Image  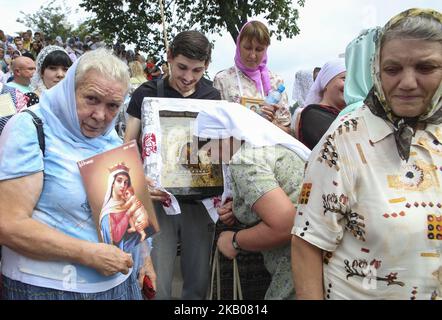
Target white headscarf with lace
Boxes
[30,45,68,94]
[292,69,314,107]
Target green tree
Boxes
[73,18,97,43]
[17,0,73,42]
[80,0,305,58]
[17,0,96,44]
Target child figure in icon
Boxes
[124,186,149,242]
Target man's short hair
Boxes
[21,51,35,61]
[169,30,212,64]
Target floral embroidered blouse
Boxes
[292,106,442,300]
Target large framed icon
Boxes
[141,98,224,199]
[77,141,159,251]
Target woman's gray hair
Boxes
[75,48,130,91]
[382,14,442,45]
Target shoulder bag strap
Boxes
[22,109,45,156]
[233,256,243,300]
[156,79,165,98]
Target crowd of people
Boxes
[0,7,441,300]
[0,31,166,112]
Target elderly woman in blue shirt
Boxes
[0,48,155,300]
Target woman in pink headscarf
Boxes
[213,20,291,133]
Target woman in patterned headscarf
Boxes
[292,8,442,299]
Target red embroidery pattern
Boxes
[142,133,158,159]
[406,202,442,208]
[162,196,172,208]
[382,211,406,218]
[212,196,222,208]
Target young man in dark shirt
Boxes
[125,30,220,300]
[126,73,219,119]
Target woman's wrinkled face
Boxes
[239,37,267,69]
[324,71,346,109]
[113,174,129,200]
[42,65,69,89]
[76,69,127,138]
[380,38,442,118]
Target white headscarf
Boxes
[99,168,130,225]
[303,58,346,107]
[30,45,69,94]
[38,53,121,148]
[194,102,311,161]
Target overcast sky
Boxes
[2,0,441,102]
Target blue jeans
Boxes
[1,269,143,300]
